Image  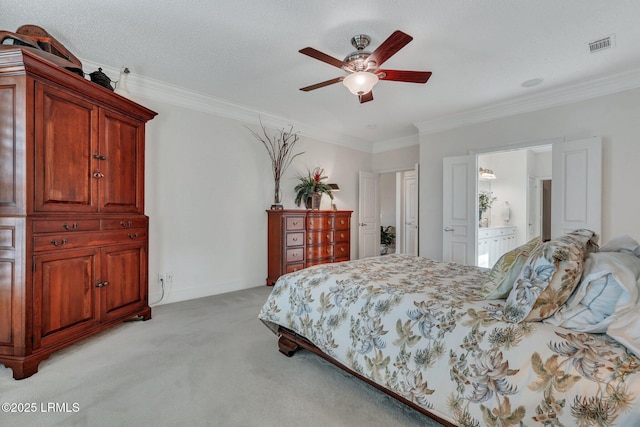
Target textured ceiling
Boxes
[4,0,640,149]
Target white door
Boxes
[358,171,380,259]
[551,137,602,237]
[402,166,419,256]
[442,155,475,264]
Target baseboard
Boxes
[149,279,262,306]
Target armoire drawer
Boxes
[32,219,101,233]
[102,217,148,230]
[34,229,147,252]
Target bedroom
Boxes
[2,1,640,426]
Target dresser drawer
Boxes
[34,229,147,252]
[335,230,349,243]
[286,232,305,247]
[307,215,333,230]
[334,243,349,259]
[306,258,333,268]
[307,231,333,245]
[285,216,305,231]
[335,216,350,230]
[285,263,305,274]
[32,219,101,233]
[307,244,333,260]
[102,217,148,230]
[285,247,304,263]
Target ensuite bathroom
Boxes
[477,146,552,268]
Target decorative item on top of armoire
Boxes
[0,46,157,379]
[294,167,334,209]
[246,118,304,210]
[266,210,352,285]
[114,66,132,98]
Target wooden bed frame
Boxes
[277,326,455,427]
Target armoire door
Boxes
[99,110,145,213]
[100,242,147,322]
[34,81,99,213]
[32,248,99,349]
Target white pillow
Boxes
[545,252,640,332]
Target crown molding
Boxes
[371,133,419,154]
[81,59,640,154]
[414,67,640,135]
[80,58,374,153]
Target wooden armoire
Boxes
[0,47,157,379]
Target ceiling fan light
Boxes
[342,71,379,95]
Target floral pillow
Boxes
[480,236,542,300]
[501,229,598,323]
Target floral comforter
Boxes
[259,255,640,426]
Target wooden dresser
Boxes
[0,47,157,379]
[266,210,352,285]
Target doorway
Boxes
[476,146,551,266]
[360,165,419,258]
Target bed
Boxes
[259,229,640,426]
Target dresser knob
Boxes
[292,253,298,257]
[340,247,345,252]
[292,237,298,242]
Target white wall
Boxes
[419,87,640,260]
[144,100,372,305]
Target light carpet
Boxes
[0,286,443,426]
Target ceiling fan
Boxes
[299,30,432,103]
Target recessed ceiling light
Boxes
[521,78,543,88]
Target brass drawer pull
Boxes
[292,237,298,242]
[50,239,67,247]
[95,281,109,288]
[308,235,313,241]
[292,253,298,258]
[120,221,132,228]
[340,247,345,252]
[326,234,330,239]
[292,221,298,226]
[93,154,107,160]
[128,233,139,239]
[63,222,78,231]
[93,170,104,179]
[326,248,331,253]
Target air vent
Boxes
[589,34,615,53]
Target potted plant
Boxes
[294,167,334,209]
[478,191,496,223]
[380,225,395,255]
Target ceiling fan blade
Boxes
[378,69,432,84]
[358,91,374,103]
[299,47,350,70]
[299,77,344,92]
[366,30,413,68]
